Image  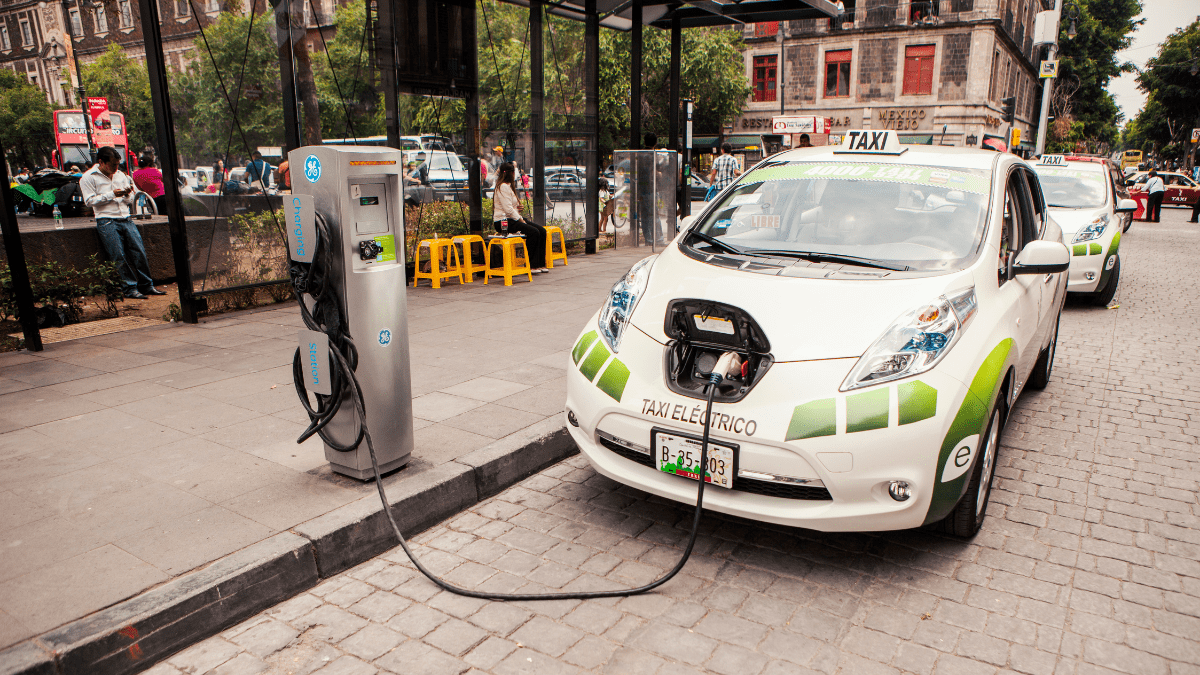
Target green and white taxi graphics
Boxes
[566,131,1068,535]
[1033,156,1127,298]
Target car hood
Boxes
[427,170,466,181]
[630,245,975,362]
[1047,207,1107,236]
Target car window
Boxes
[1021,169,1046,237]
[1032,165,1107,208]
[426,154,464,172]
[691,161,991,271]
[998,174,1030,285]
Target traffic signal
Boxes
[1002,97,1016,124]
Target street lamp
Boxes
[1063,2,1080,39]
[59,0,97,163]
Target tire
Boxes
[1091,255,1120,306]
[1027,314,1059,391]
[939,405,1003,538]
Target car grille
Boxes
[596,432,832,501]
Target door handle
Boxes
[1044,273,1053,284]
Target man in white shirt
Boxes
[79,146,163,299]
[1145,169,1165,223]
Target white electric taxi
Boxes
[1031,155,1136,306]
[565,130,1071,537]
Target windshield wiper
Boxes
[747,250,910,271]
[687,230,761,257]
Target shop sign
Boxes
[740,117,773,130]
[877,108,931,130]
[771,116,830,134]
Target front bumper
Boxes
[565,322,976,532]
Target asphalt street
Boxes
[148,207,1200,675]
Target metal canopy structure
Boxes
[521,0,838,30]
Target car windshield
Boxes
[690,161,992,271]
[1033,167,1106,208]
[427,154,464,172]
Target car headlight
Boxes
[840,287,977,391]
[598,255,657,353]
[1072,214,1108,243]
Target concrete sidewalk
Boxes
[0,246,646,659]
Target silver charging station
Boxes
[288,146,414,479]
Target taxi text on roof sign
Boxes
[835,130,907,156]
[1038,154,1066,166]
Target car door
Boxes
[1020,168,1059,350]
[1175,175,1200,205]
[997,170,1042,396]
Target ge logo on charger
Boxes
[304,155,322,183]
[378,329,391,346]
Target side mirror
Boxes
[680,215,697,230]
[1013,240,1070,275]
[1114,198,1137,213]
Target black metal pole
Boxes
[630,0,641,150]
[275,0,302,152]
[377,0,401,148]
[465,1,482,235]
[585,0,598,254]
[0,153,42,351]
[668,17,680,152]
[138,0,199,323]
[531,0,546,225]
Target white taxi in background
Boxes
[565,131,1070,537]
[1031,155,1136,306]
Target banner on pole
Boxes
[87,97,110,131]
[1191,128,1200,143]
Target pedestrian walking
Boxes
[706,142,741,200]
[1145,169,1165,223]
[80,146,164,299]
[131,154,167,213]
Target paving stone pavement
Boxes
[147,210,1199,675]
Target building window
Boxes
[205,0,220,12]
[902,44,935,95]
[119,0,133,27]
[18,19,32,46]
[0,26,10,51]
[752,54,777,102]
[824,49,851,98]
[754,22,778,38]
[69,8,82,35]
[95,8,108,32]
[176,0,189,17]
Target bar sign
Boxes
[287,194,316,263]
[299,329,331,395]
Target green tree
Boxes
[313,0,384,140]
[1051,0,1142,149]
[1130,19,1200,161]
[170,9,283,165]
[0,70,55,168]
[81,44,154,154]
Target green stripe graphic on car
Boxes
[1089,242,1102,255]
[923,339,1013,526]
[785,381,938,441]
[1072,244,1087,256]
[579,341,611,381]
[595,360,631,402]
[846,389,888,433]
[572,331,598,365]
[786,398,837,440]
[1097,230,1122,289]
[898,381,938,425]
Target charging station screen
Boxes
[359,197,379,206]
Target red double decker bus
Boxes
[52,109,135,169]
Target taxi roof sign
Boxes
[834,130,907,156]
[1038,154,1066,166]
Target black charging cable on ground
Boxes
[289,219,727,600]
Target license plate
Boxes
[653,429,736,489]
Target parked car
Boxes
[1126,171,1200,208]
[688,173,710,201]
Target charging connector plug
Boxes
[712,351,743,383]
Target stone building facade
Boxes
[736,0,1042,151]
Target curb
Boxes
[0,418,576,675]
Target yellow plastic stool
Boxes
[485,236,533,286]
[412,238,463,289]
[544,225,568,268]
[452,235,487,283]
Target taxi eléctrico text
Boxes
[566,131,1071,537]
[1031,155,1136,306]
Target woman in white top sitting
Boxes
[492,162,549,273]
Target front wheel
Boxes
[1090,255,1120,306]
[938,405,1003,538]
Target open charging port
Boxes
[663,298,773,403]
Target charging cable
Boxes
[289,222,737,600]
